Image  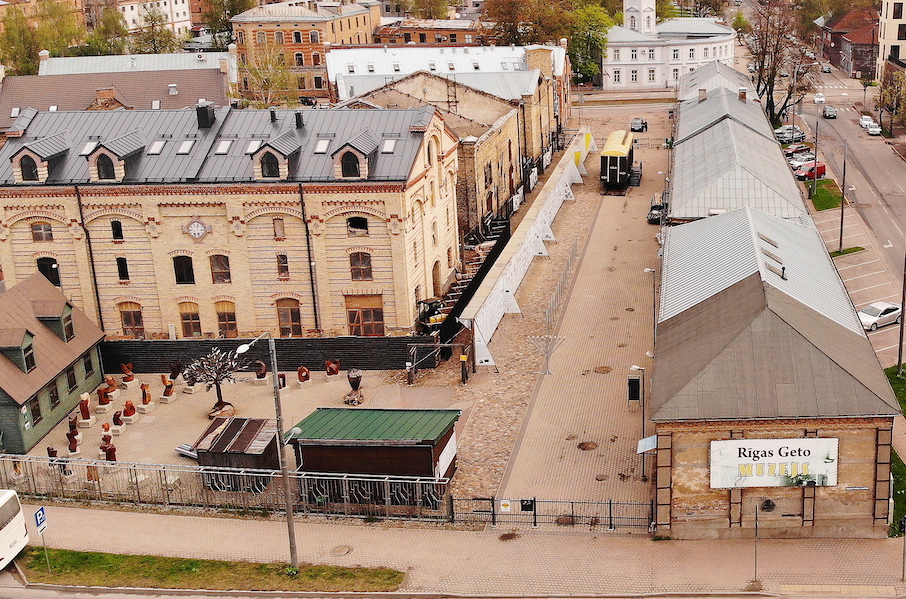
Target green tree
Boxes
[0,6,41,75]
[35,0,86,56]
[240,42,295,107]
[407,0,451,18]
[732,10,750,34]
[85,8,129,55]
[879,70,906,134]
[131,7,183,53]
[484,0,573,45]
[202,0,256,50]
[569,5,613,81]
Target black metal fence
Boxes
[451,497,653,531]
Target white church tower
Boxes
[624,0,656,36]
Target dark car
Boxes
[298,96,317,106]
[647,203,665,224]
[630,118,648,132]
[822,105,837,119]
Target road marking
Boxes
[852,282,896,293]
[842,271,889,282]
[835,259,881,270]
[885,240,893,248]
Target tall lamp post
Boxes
[630,364,648,482]
[236,332,299,570]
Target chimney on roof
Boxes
[219,56,229,74]
[295,111,304,128]
[738,86,747,102]
[559,38,567,49]
[270,108,277,123]
[39,50,50,62]
[96,88,116,101]
[698,88,707,102]
[168,83,178,96]
[196,101,216,128]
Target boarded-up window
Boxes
[346,295,384,336]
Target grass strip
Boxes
[808,179,843,211]
[829,246,865,258]
[19,547,404,592]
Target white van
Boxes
[860,115,875,128]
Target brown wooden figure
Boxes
[161,374,174,397]
[97,388,111,405]
[113,411,123,426]
[325,359,341,376]
[103,444,117,462]
[68,413,79,431]
[120,362,135,383]
[102,422,111,433]
[254,360,267,379]
[140,383,151,404]
[123,401,136,417]
[168,360,183,381]
[297,366,310,382]
[104,375,117,393]
[66,429,78,452]
[78,396,90,419]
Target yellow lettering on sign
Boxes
[738,464,753,476]
[768,463,776,476]
[756,463,764,476]
[778,463,788,476]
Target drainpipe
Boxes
[298,183,321,334]
[74,185,104,330]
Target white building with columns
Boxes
[600,0,737,90]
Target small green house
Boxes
[0,275,104,453]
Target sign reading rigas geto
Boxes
[710,438,838,489]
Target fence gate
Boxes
[451,497,653,531]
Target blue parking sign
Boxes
[34,507,46,534]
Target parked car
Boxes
[858,301,902,331]
[779,70,790,77]
[821,64,832,73]
[814,93,826,104]
[822,106,837,119]
[788,153,817,169]
[778,130,807,143]
[647,203,665,225]
[783,143,811,156]
[860,115,875,128]
[794,162,826,180]
[867,123,882,135]
[630,117,648,132]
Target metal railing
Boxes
[451,497,653,530]
[544,237,580,330]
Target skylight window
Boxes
[176,140,195,154]
[473,62,480,70]
[215,140,232,154]
[367,63,374,72]
[429,61,436,71]
[147,140,166,155]
[10,107,19,118]
[245,139,263,154]
[392,62,400,72]
[381,139,396,153]
[347,64,355,73]
[314,139,330,154]
[151,100,161,109]
[79,141,98,156]
[49,106,57,112]
[448,62,454,70]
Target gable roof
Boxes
[843,22,878,45]
[0,274,105,405]
[289,408,461,444]
[652,208,898,421]
[823,8,876,33]
[19,131,69,160]
[675,87,773,143]
[334,128,379,156]
[0,106,437,184]
[38,52,232,76]
[677,60,754,102]
[334,69,540,102]
[0,70,231,131]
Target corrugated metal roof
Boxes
[0,275,105,405]
[0,106,434,184]
[677,61,756,103]
[606,26,658,43]
[38,52,232,76]
[22,131,69,160]
[652,208,899,421]
[336,69,538,101]
[290,408,460,442]
[656,17,735,36]
[669,118,805,220]
[674,88,773,143]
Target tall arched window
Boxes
[310,30,319,43]
[37,257,60,286]
[341,152,360,177]
[261,152,280,178]
[350,252,372,280]
[293,31,302,43]
[256,31,266,43]
[216,300,237,337]
[629,15,636,28]
[20,155,38,181]
[179,302,202,337]
[274,31,284,43]
[96,154,116,180]
[118,301,144,338]
[646,15,651,29]
[276,298,302,337]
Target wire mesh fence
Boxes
[451,497,653,531]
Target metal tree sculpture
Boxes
[183,348,247,412]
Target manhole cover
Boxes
[593,366,612,374]
[578,442,598,451]
[331,545,352,556]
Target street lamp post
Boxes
[837,132,859,254]
[630,364,648,482]
[236,332,299,570]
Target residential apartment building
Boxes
[878,0,905,82]
[231,0,381,101]
[0,104,459,339]
[114,0,193,34]
[820,9,876,70]
[372,19,494,45]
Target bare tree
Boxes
[183,348,247,413]
[239,42,295,107]
[747,0,816,124]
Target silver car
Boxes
[858,302,902,331]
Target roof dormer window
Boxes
[340,151,360,178]
[261,152,280,178]
[97,154,116,180]
[20,155,38,181]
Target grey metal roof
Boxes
[21,131,68,160]
[669,118,805,220]
[675,87,774,143]
[677,60,754,102]
[335,70,539,101]
[656,17,735,37]
[652,208,899,421]
[337,128,379,156]
[38,52,232,76]
[103,129,146,158]
[606,25,658,43]
[0,106,435,184]
[263,129,302,156]
[231,0,375,23]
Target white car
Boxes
[860,115,875,128]
[788,153,817,169]
[814,93,825,104]
[858,302,902,331]
[867,123,882,136]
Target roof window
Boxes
[151,100,161,109]
[429,61,436,71]
[392,62,400,72]
[147,140,166,155]
[501,62,508,70]
[347,64,355,73]
[176,140,195,154]
[10,107,19,118]
[245,139,263,154]
[49,106,57,112]
[79,141,98,156]
[215,140,232,154]
[381,139,396,153]
[314,139,330,154]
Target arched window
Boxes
[20,155,38,181]
[341,152,360,177]
[118,301,144,338]
[261,152,280,178]
[96,154,116,180]
[237,30,244,44]
[293,31,302,43]
[37,257,60,286]
[646,15,651,29]
[274,31,284,43]
[350,252,372,280]
[179,302,202,337]
[347,216,368,236]
[629,15,636,28]
[295,52,304,66]
[256,31,266,44]
[216,300,237,337]
[173,256,195,284]
[111,220,124,240]
[31,222,53,242]
[276,298,302,337]
[210,254,231,283]
[310,30,319,43]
